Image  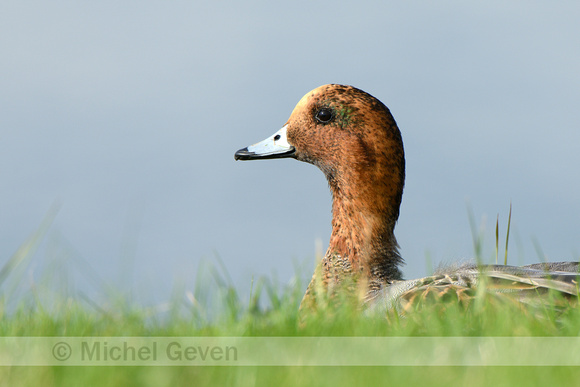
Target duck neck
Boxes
[326,170,404,285]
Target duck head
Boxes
[235,84,405,288]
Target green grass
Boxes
[1,216,580,386]
[1,274,580,387]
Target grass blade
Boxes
[495,214,499,265]
[504,202,512,265]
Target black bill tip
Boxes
[234,147,254,161]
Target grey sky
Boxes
[1,1,579,304]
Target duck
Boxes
[234,84,579,313]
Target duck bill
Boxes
[234,125,296,161]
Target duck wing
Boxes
[366,261,580,314]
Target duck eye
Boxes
[315,108,334,123]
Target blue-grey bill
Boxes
[234,125,295,160]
